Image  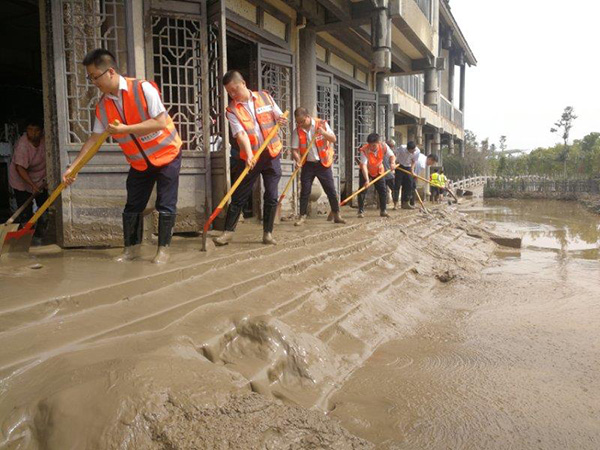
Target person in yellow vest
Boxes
[213,71,288,246]
[430,168,442,202]
[357,133,396,218]
[291,107,345,226]
[62,48,182,264]
[439,169,448,201]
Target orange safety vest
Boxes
[296,118,334,168]
[95,78,181,171]
[226,91,283,160]
[360,143,385,177]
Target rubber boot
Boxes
[152,213,176,264]
[393,202,399,210]
[380,210,390,218]
[213,203,243,246]
[332,211,346,224]
[116,213,143,262]
[357,211,365,218]
[262,205,277,245]
[401,201,415,210]
[294,215,306,226]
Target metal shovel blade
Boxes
[0,228,35,256]
[0,223,20,248]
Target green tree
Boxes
[550,106,577,177]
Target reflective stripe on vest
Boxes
[226,91,282,160]
[296,118,334,168]
[360,143,385,177]
[95,77,181,171]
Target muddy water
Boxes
[329,199,600,449]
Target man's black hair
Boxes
[82,48,118,71]
[25,117,43,129]
[407,140,416,150]
[367,133,380,144]
[427,153,439,162]
[222,70,244,85]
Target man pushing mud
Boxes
[62,49,182,264]
[213,71,288,246]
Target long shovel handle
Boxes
[395,165,459,203]
[340,165,396,207]
[203,111,289,235]
[414,188,429,214]
[276,129,320,206]
[23,124,115,231]
[6,193,35,225]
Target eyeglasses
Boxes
[86,68,110,83]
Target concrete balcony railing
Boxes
[439,94,453,122]
[414,0,432,23]
[393,74,424,103]
[453,107,464,128]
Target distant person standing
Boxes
[8,118,48,244]
[410,153,438,206]
[430,168,441,202]
[392,141,420,210]
[384,139,397,205]
[357,133,396,218]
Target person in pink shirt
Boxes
[8,118,48,242]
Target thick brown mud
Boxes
[1,199,597,449]
[329,199,600,449]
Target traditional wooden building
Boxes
[0,0,475,246]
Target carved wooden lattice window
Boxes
[316,82,339,163]
[62,0,128,144]
[151,15,203,152]
[378,103,388,140]
[208,22,223,149]
[261,62,292,158]
[354,101,376,162]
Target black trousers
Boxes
[385,177,395,197]
[13,188,49,237]
[393,165,413,203]
[224,152,281,232]
[124,151,181,214]
[230,157,253,217]
[358,171,387,213]
[299,161,340,215]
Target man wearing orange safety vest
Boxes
[62,49,182,264]
[357,133,396,218]
[213,71,288,246]
[291,107,345,226]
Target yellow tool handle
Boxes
[26,125,114,227]
[341,165,396,206]
[216,111,289,211]
[279,128,320,200]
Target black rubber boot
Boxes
[123,213,143,246]
[224,203,244,232]
[116,213,143,262]
[262,204,277,245]
[153,213,176,264]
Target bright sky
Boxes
[450,0,599,151]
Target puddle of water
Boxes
[330,199,600,449]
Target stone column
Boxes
[299,28,317,115]
[459,140,465,158]
[371,0,392,72]
[416,120,425,147]
[448,135,455,154]
[433,129,442,164]
[424,67,439,109]
[459,64,466,113]
[448,57,455,104]
[407,125,417,144]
